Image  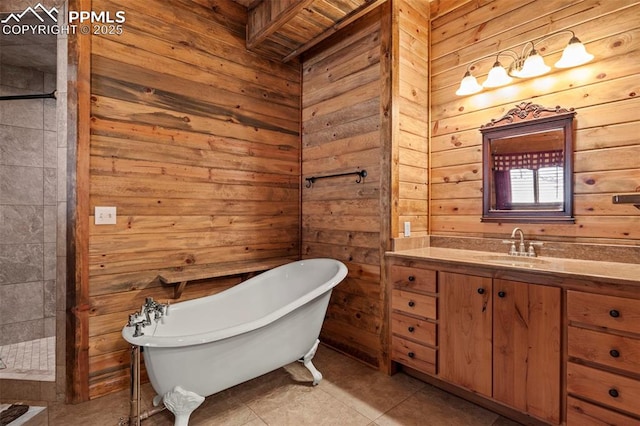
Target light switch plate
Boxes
[95,206,117,225]
[404,221,411,237]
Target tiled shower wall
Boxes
[0,64,60,346]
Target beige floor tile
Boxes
[375,384,501,426]
[40,346,518,426]
[321,368,425,421]
[144,390,258,426]
[48,388,130,425]
[230,367,318,416]
[256,385,371,426]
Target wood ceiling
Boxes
[231,0,386,62]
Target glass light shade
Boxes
[456,71,483,96]
[514,49,550,78]
[555,36,594,68]
[483,62,512,88]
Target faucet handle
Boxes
[502,240,517,256]
[527,241,543,257]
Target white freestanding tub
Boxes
[122,258,347,425]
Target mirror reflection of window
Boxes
[509,166,564,205]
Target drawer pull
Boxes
[498,291,506,298]
[477,288,485,294]
[608,388,619,398]
[408,275,415,282]
[408,300,415,307]
[609,309,620,318]
[609,349,620,358]
[408,326,415,333]
[408,352,415,358]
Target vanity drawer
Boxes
[391,335,436,375]
[391,312,436,346]
[567,396,639,426]
[389,265,436,293]
[391,289,436,320]
[567,362,640,417]
[569,326,640,374]
[568,291,640,335]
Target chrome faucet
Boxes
[511,227,526,254]
[505,227,541,257]
[126,297,170,337]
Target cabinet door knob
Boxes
[408,352,415,358]
[408,275,415,282]
[609,309,620,318]
[408,326,415,333]
[608,388,619,398]
[609,349,620,358]
[408,300,415,307]
[498,291,506,298]
[477,288,485,294]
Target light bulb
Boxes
[514,49,550,78]
[456,71,483,96]
[555,36,594,68]
[483,61,512,88]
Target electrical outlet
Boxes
[404,221,411,237]
[95,206,117,225]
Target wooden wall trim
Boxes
[379,0,394,374]
[66,0,91,403]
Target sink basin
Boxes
[478,255,549,268]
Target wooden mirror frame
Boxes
[480,102,576,223]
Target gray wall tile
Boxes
[0,281,44,323]
[44,130,57,167]
[0,319,44,346]
[1,66,43,91]
[44,242,56,280]
[0,243,43,284]
[44,280,56,317]
[0,98,44,129]
[0,125,43,167]
[44,167,56,205]
[0,205,44,243]
[0,165,43,205]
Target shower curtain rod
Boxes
[0,90,56,101]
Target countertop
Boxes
[387,247,640,288]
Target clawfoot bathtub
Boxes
[122,258,347,426]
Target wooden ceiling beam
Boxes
[247,0,316,49]
[281,0,387,62]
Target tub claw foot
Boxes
[299,339,323,385]
[162,386,204,426]
[153,394,163,407]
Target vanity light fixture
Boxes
[455,30,593,96]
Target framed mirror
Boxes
[481,102,576,223]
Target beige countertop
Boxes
[387,247,640,288]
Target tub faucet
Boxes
[126,297,170,337]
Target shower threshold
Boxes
[0,336,55,381]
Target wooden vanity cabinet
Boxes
[389,264,438,375]
[439,272,492,396]
[566,290,640,424]
[439,272,561,424]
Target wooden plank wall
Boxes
[301,0,429,369]
[430,0,640,244]
[396,1,429,237]
[301,6,386,367]
[85,0,301,398]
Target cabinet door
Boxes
[439,271,492,396]
[493,279,561,424]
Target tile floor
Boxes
[0,337,55,382]
[46,345,520,426]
